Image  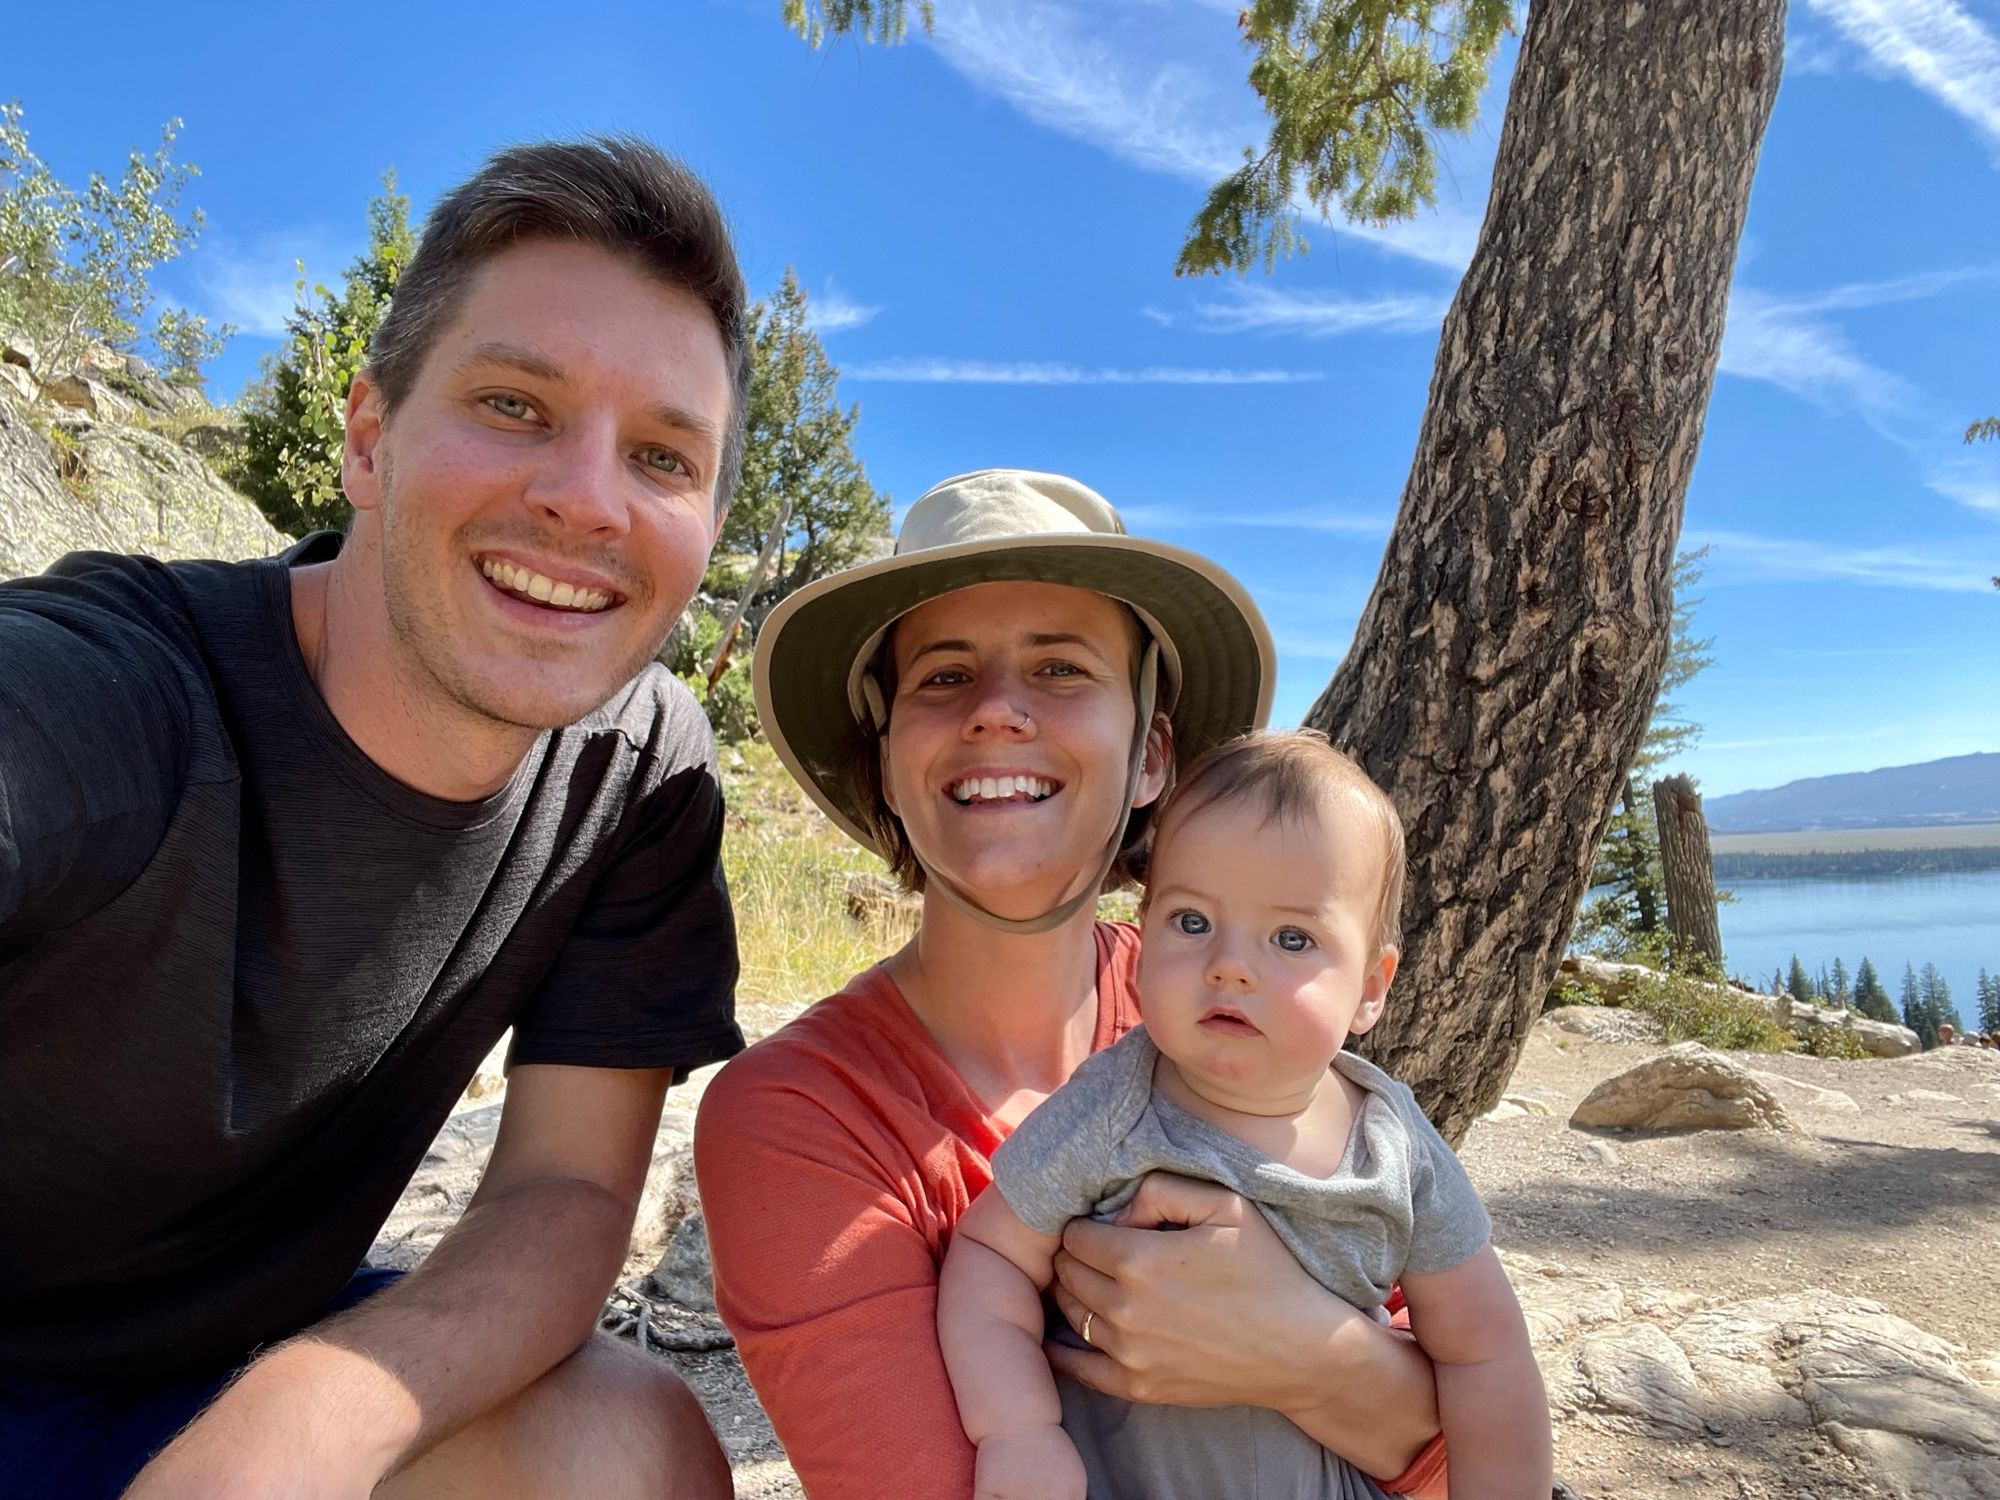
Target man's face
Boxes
[343,238,732,730]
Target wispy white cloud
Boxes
[1120,501,1391,533]
[1147,284,1450,338]
[190,226,357,339]
[922,0,1487,271]
[844,357,1323,384]
[1718,286,1925,433]
[1802,0,2000,153]
[1687,527,1996,593]
[1925,449,2000,517]
[806,281,881,333]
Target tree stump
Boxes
[1652,775,1722,964]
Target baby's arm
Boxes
[1399,1245,1552,1499]
[938,1188,1088,1500]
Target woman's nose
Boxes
[963,681,1034,738]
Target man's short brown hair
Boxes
[1149,729,1406,957]
[367,135,750,506]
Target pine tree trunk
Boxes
[1307,0,1785,1143]
[1653,774,1723,964]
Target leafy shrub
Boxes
[1623,958,1790,1053]
[1792,1022,1870,1061]
[0,102,228,389]
[660,605,760,744]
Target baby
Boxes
[938,730,1551,1500]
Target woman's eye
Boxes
[486,393,535,420]
[1041,661,1083,678]
[1273,927,1315,953]
[640,445,688,476]
[922,668,971,688]
[1170,910,1211,936]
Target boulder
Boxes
[1577,1322,1707,1433]
[1570,1042,1802,1133]
[1746,1069,1860,1112]
[0,402,283,581]
[1779,997,1920,1058]
[1539,1005,1666,1045]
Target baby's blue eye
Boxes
[1273,927,1314,953]
[1170,910,1211,936]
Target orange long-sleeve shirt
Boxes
[694,922,1448,1500]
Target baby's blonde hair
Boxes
[1147,729,1407,957]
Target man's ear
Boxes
[342,370,388,513]
[1347,947,1400,1037]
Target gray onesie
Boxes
[990,1024,1491,1500]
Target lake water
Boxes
[1717,869,2000,1018]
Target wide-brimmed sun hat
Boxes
[754,468,1276,880]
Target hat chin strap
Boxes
[900,642,1160,937]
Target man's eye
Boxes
[641,446,688,476]
[1273,927,1315,953]
[485,394,535,420]
[1170,910,1211,936]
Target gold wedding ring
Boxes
[1080,1311,1096,1346]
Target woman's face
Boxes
[882,580,1167,922]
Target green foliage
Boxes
[1795,1023,1870,1061]
[783,0,933,46]
[234,175,413,536]
[1897,962,1965,1047]
[1582,551,1715,957]
[1851,956,1897,1024]
[1978,969,2000,1035]
[1786,954,1813,1005]
[661,606,760,744]
[776,2,1511,277]
[714,268,890,606]
[1622,952,1790,1054]
[1828,956,1850,1008]
[0,101,229,391]
[1967,417,2000,444]
[1179,1,1513,276]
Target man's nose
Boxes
[522,417,632,539]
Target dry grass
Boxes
[1711,823,2000,854]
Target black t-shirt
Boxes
[0,537,742,1383]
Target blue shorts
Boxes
[0,1266,404,1500]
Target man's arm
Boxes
[1400,1246,1551,1500]
[126,1062,670,1500]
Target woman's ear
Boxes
[1134,711,1175,809]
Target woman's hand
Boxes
[1043,1173,1442,1481]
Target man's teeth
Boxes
[949,775,1056,804]
[480,559,614,612]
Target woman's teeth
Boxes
[481,558,614,612]
[949,775,1055,804]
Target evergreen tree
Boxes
[1979,970,2000,1035]
[236,175,414,536]
[1919,963,1963,1035]
[1787,954,1813,1006]
[1829,957,1851,1009]
[1769,967,1785,996]
[710,268,890,610]
[1901,964,1938,1048]
[1852,957,1896,1025]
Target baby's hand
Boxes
[973,1425,1088,1500]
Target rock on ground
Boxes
[1540,1004,1668,1045]
[1571,1042,1803,1133]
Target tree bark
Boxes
[1306,0,1785,1142]
[1653,774,1722,965]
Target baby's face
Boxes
[1136,792,1396,1115]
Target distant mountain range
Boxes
[1704,753,2000,834]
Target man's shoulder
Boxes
[570,662,715,776]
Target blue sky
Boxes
[12,0,1999,796]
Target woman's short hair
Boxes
[365,135,751,505]
[1149,729,1407,957]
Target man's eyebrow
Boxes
[454,341,571,385]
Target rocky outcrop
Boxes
[1571,1042,1802,1132]
[0,334,283,582]
[1515,1251,2000,1499]
[1539,1004,1667,1045]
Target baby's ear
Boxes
[1348,947,1399,1036]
